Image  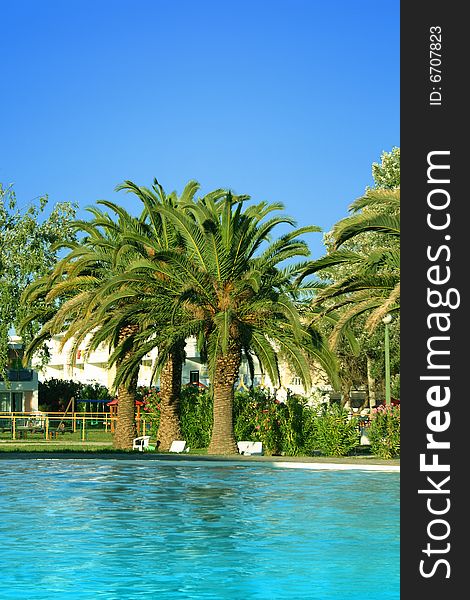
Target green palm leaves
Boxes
[109,189,337,454]
[21,204,146,448]
[298,188,400,348]
[21,178,340,454]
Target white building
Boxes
[33,333,331,400]
[0,336,39,412]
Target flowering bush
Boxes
[303,404,360,457]
[367,404,400,458]
[140,387,161,437]
[233,388,283,454]
[233,389,309,455]
[138,385,400,459]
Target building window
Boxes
[0,392,10,412]
[12,392,23,412]
[0,392,23,412]
[291,377,302,386]
[189,370,200,384]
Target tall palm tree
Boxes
[22,179,226,451]
[21,206,146,449]
[100,179,226,449]
[115,191,340,454]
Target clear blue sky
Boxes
[1,0,399,258]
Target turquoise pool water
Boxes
[0,460,399,599]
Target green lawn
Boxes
[0,440,115,452]
[0,428,115,451]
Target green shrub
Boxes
[391,374,400,401]
[276,393,307,456]
[234,388,285,455]
[367,404,400,458]
[180,386,212,448]
[140,387,161,438]
[305,404,359,457]
[233,389,318,456]
[140,385,369,458]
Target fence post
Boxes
[45,417,49,440]
[12,415,16,440]
[82,416,86,441]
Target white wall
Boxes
[34,334,330,399]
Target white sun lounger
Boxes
[237,441,263,456]
[169,440,189,453]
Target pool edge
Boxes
[0,451,400,471]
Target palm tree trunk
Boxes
[341,381,350,409]
[113,325,139,450]
[208,346,241,455]
[113,376,138,450]
[157,341,185,450]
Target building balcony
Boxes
[1,369,35,382]
[0,369,38,394]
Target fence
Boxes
[0,412,148,441]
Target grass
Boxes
[0,441,115,452]
[0,442,399,466]
[0,428,115,452]
[0,439,210,453]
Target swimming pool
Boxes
[0,459,399,599]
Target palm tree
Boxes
[21,206,146,449]
[22,179,226,451]
[100,179,227,449]
[297,188,400,347]
[117,191,339,454]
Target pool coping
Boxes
[0,451,400,471]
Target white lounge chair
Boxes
[237,441,263,456]
[169,440,189,453]
[133,435,151,451]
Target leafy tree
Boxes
[38,378,82,412]
[371,146,400,189]
[0,183,76,375]
[297,149,400,404]
[38,378,110,412]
